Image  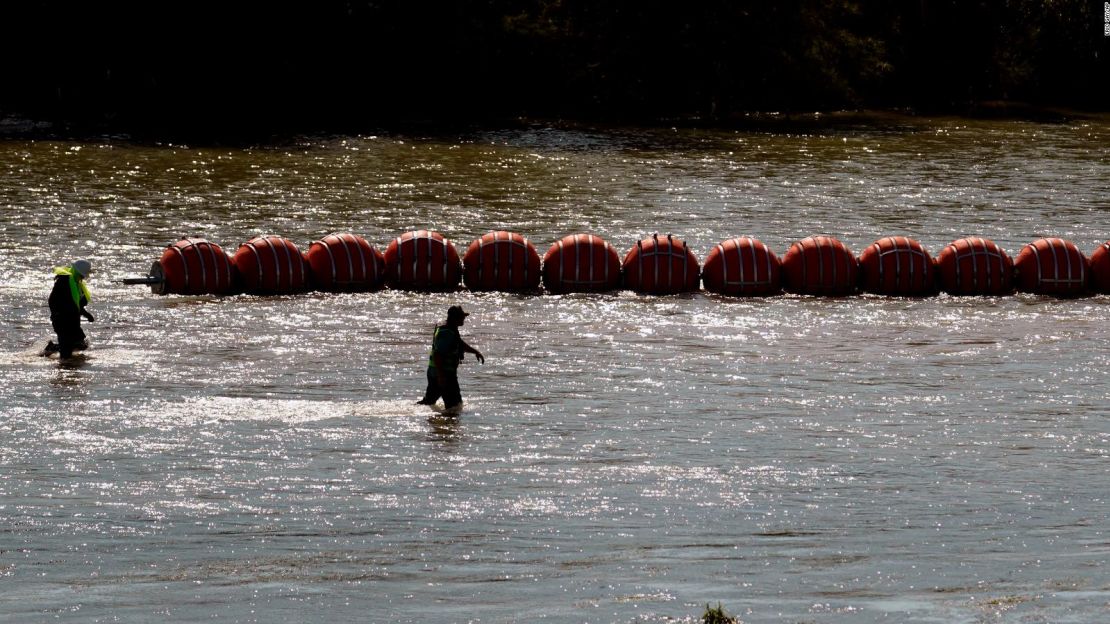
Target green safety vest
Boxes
[427,325,461,369]
[54,266,91,308]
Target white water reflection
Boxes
[0,120,1108,622]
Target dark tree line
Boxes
[1,1,1105,136]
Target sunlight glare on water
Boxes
[0,119,1108,623]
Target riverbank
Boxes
[3,103,1108,146]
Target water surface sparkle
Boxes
[1,120,1108,622]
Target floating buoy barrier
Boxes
[622,234,700,295]
[306,233,385,292]
[122,237,238,295]
[541,233,622,294]
[1014,237,1088,297]
[462,231,541,292]
[384,230,461,291]
[935,237,1013,296]
[782,236,858,296]
[121,231,1107,300]
[702,236,781,296]
[1091,240,1110,294]
[233,235,310,294]
[859,236,936,296]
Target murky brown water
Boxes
[1,119,1108,622]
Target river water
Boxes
[1,118,1107,623]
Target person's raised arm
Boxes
[460,340,484,364]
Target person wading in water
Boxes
[417,305,484,412]
[43,259,95,358]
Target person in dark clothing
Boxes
[417,305,484,411]
[44,259,94,358]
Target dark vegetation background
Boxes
[1,1,1106,138]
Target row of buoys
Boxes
[126,231,1110,298]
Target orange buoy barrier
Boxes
[126,231,1109,300]
[232,235,310,294]
[1014,237,1088,297]
[383,229,461,291]
[150,237,237,295]
[935,237,1013,296]
[306,233,385,292]
[782,236,858,296]
[462,231,541,292]
[622,233,700,294]
[541,233,622,294]
[702,236,782,296]
[1091,240,1110,294]
[858,236,936,296]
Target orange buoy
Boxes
[383,230,461,291]
[1091,240,1110,294]
[462,231,541,292]
[781,236,858,296]
[154,237,237,295]
[1014,237,1088,297]
[541,233,622,294]
[622,233,700,294]
[702,236,782,296]
[232,235,310,294]
[306,233,385,292]
[935,237,1013,296]
[858,236,936,296]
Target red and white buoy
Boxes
[232,235,310,294]
[1090,240,1110,294]
[701,236,782,296]
[306,232,386,292]
[858,236,936,296]
[462,231,541,292]
[935,237,1013,296]
[622,233,700,295]
[138,237,238,295]
[1014,237,1088,297]
[781,235,858,296]
[541,233,622,294]
[383,230,462,291]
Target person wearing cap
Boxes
[43,259,95,358]
[417,305,484,411]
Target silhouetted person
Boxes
[44,260,94,358]
[417,305,484,412]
